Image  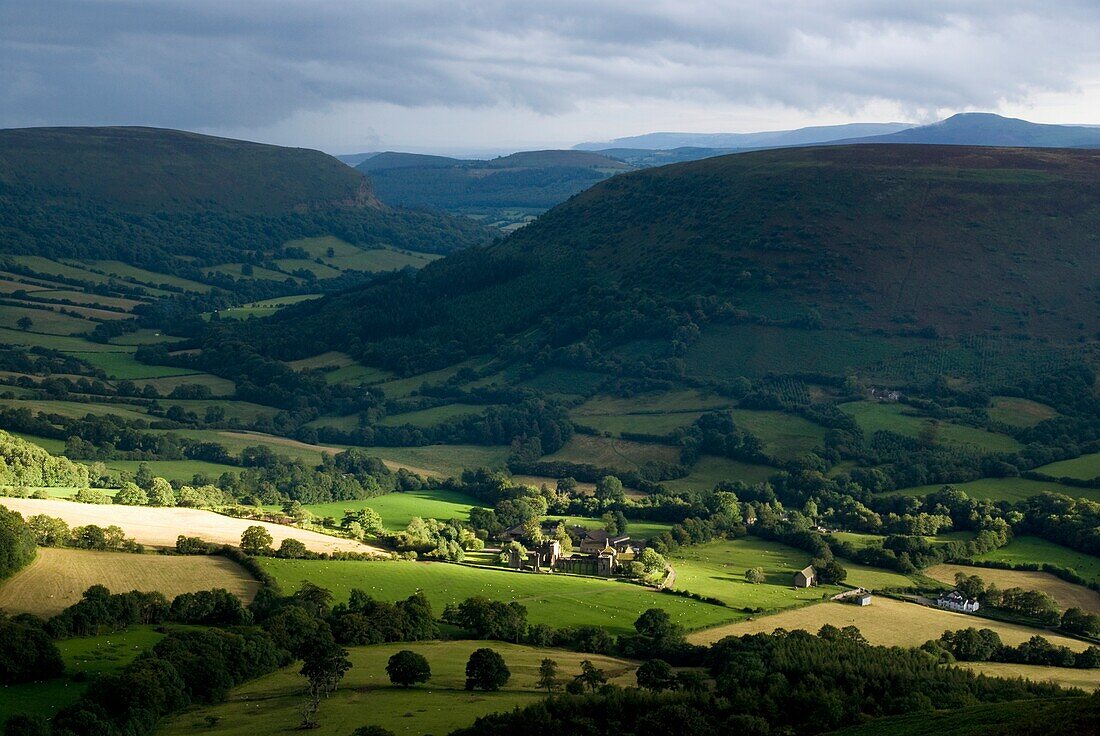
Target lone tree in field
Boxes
[465,648,510,691]
[636,659,677,691]
[240,525,274,556]
[745,567,766,584]
[299,639,351,729]
[386,650,431,688]
[536,658,559,694]
[575,659,608,693]
[16,316,32,331]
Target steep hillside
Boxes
[0,126,376,213]
[357,149,633,230]
[266,144,1100,374]
[0,126,489,268]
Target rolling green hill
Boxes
[0,126,490,271]
[269,144,1100,376]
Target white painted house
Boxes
[935,590,980,613]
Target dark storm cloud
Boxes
[2,0,1099,129]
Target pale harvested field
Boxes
[926,564,1100,615]
[687,597,1091,651]
[0,498,380,554]
[0,547,260,616]
[957,662,1100,691]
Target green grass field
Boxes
[0,626,167,722]
[0,398,152,422]
[578,411,705,437]
[378,403,490,428]
[0,304,93,335]
[840,401,1021,452]
[727,409,828,460]
[286,351,396,386]
[890,477,1100,503]
[573,390,732,416]
[300,488,488,531]
[161,640,638,736]
[74,350,198,379]
[259,558,739,634]
[542,435,682,473]
[988,396,1059,427]
[1036,452,1100,481]
[369,444,511,477]
[670,537,839,610]
[549,516,674,542]
[661,456,777,494]
[373,358,495,399]
[972,536,1100,586]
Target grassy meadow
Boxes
[670,538,838,610]
[0,626,167,722]
[971,536,1100,586]
[259,558,739,635]
[161,641,638,736]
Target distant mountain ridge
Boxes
[574,122,914,151]
[829,112,1100,148]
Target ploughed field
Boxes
[924,564,1100,616]
[0,497,379,554]
[0,547,260,616]
[686,596,1093,651]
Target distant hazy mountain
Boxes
[831,112,1100,148]
[356,149,632,230]
[574,122,913,151]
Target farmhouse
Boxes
[794,565,817,589]
[935,589,980,613]
[577,529,632,554]
[834,588,873,605]
[506,539,623,577]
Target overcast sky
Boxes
[3,1,1100,155]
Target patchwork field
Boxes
[542,435,682,473]
[686,596,1091,651]
[840,401,1021,452]
[671,537,839,610]
[925,564,1100,615]
[0,547,260,616]
[161,641,638,736]
[260,558,739,635]
[972,536,1100,586]
[0,497,378,554]
[988,396,1059,427]
[300,488,488,531]
[378,403,490,428]
[661,456,777,494]
[958,662,1100,692]
[1037,452,1100,481]
[890,476,1098,503]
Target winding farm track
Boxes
[0,497,382,555]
